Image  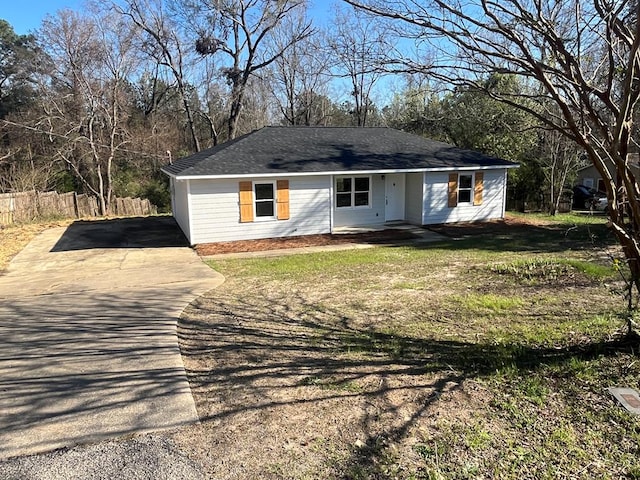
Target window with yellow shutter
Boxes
[458,174,473,203]
[448,172,484,207]
[239,180,290,222]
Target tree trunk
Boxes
[178,79,201,152]
[228,81,246,140]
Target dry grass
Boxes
[0,220,73,272]
[175,215,640,479]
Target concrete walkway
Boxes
[0,217,224,460]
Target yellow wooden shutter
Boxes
[474,172,484,206]
[448,173,458,208]
[276,179,290,220]
[238,181,254,223]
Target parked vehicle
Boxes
[572,185,608,211]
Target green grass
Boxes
[453,293,524,313]
[507,211,609,225]
[565,258,617,278]
[491,257,617,282]
[300,376,364,392]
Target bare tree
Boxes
[328,5,388,127]
[190,0,313,139]
[346,0,640,317]
[115,0,203,152]
[539,128,582,216]
[197,58,225,146]
[38,9,140,214]
[267,11,330,125]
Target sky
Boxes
[2,0,84,34]
[2,0,337,35]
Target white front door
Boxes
[385,174,405,222]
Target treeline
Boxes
[0,0,585,215]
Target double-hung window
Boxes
[336,176,370,208]
[458,174,473,204]
[239,180,290,222]
[448,172,484,208]
[254,182,275,218]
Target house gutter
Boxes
[166,164,520,182]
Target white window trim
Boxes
[253,180,277,221]
[458,173,474,205]
[335,175,372,209]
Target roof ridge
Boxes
[212,128,261,152]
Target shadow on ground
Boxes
[426,216,617,254]
[0,289,200,459]
[51,216,188,252]
[178,287,637,478]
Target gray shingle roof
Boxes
[162,126,517,177]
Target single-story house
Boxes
[576,154,640,192]
[162,126,519,245]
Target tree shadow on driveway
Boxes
[0,289,200,459]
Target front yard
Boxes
[176,214,640,479]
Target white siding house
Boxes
[163,127,518,245]
[422,170,507,224]
[186,176,331,244]
[170,177,190,240]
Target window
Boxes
[239,180,290,223]
[458,174,473,203]
[254,182,275,218]
[448,172,484,208]
[335,176,370,208]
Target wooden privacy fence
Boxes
[0,191,157,226]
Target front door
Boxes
[385,174,405,222]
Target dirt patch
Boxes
[194,215,580,256]
[195,229,419,255]
[428,216,554,238]
[177,289,493,479]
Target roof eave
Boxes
[171,163,519,181]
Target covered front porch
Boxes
[332,222,445,243]
[331,172,424,230]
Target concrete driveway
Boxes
[0,217,224,460]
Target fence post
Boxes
[73,192,79,218]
